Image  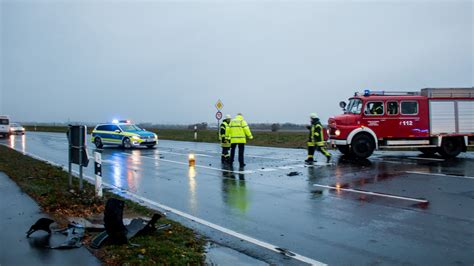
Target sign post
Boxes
[67,125,89,192]
[215,99,224,128]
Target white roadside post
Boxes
[94,151,103,197]
[194,125,198,141]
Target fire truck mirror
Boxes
[339,101,347,109]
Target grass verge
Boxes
[0,145,205,265]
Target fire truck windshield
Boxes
[346,99,362,114]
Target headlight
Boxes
[131,136,140,140]
[335,129,341,136]
[154,134,158,139]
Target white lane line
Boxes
[5,145,326,266]
[278,166,295,170]
[407,157,445,162]
[157,150,213,158]
[120,152,256,174]
[157,146,302,161]
[406,171,474,180]
[258,168,277,172]
[313,184,429,204]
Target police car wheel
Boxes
[122,138,132,149]
[94,137,103,148]
[146,145,155,149]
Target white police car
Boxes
[91,120,158,149]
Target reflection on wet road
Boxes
[2,132,474,265]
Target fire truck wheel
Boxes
[351,134,375,159]
[337,145,351,155]
[438,137,463,158]
[418,148,437,156]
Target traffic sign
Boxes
[216,111,222,120]
[215,99,224,110]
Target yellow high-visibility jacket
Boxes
[227,115,253,144]
[307,123,324,147]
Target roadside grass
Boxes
[0,145,206,265]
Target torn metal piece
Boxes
[50,223,85,249]
[90,213,168,249]
[26,218,55,237]
[136,213,163,237]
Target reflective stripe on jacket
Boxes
[219,121,231,148]
[307,123,324,147]
[227,115,253,144]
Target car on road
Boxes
[9,123,26,135]
[91,120,158,149]
[0,115,10,138]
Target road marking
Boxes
[407,157,445,162]
[313,184,429,204]
[98,177,326,265]
[278,166,295,170]
[120,152,256,174]
[406,171,474,180]
[156,150,213,158]
[157,146,303,161]
[258,168,277,172]
[3,145,326,265]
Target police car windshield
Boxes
[119,124,142,132]
[346,99,362,114]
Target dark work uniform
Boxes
[219,120,231,163]
[306,119,331,163]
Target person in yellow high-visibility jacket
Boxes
[219,115,232,163]
[306,113,331,164]
[227,113,253,167]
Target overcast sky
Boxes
[1,0,472,124]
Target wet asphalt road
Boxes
[3,132,474,265]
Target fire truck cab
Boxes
[328,88,474,159]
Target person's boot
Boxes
[305,158,314,165]
[326,155,331,163]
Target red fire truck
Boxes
[328,88,474,159]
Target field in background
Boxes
[24,126,308,149]
[22,126,474,151]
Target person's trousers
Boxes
[230,143,245,165]
[307,145,331,160]
[221,146,230,162]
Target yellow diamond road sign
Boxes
[215,100,223,110]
